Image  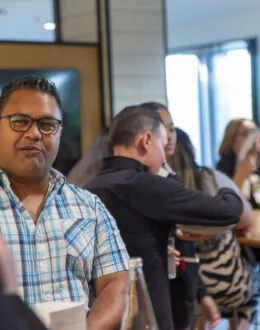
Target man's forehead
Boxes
[2,90,61,116]
[5,90,55,103]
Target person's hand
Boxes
[0,236,17,294]
[176,229,212,241]
[200,295,221,329]
[168,246,180,267]
[234,224,252,237]
[237,150,258,179]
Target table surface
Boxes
[237,210,260,246]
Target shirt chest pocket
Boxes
[61,218,95,279]
[60,218,95,274]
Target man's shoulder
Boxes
[60,181,98,208]
[89,170,178,196]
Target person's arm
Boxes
[86,197,129,330]
[129,174,243,227]
[87,272,127,330]
[234,193,252,234]
[214,170,253,233]
[233,152,257,189]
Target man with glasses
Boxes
[0,76,129,330]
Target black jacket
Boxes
[216,152,236,178]
[86,156,243,330]
[0,294,46,330]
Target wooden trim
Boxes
[0,43,101,152]
[53,0,61,43]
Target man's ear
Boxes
[138,131,152,152]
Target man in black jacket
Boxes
[0,236,46,330]
[86,105,244,330]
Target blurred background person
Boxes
[141,102,220,330]
[67,127,112,187]
[86,105,244,330]
[217,118,260,208]
[171,128,257,330]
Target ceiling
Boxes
[166,0,260,24]
[0,0,55,41]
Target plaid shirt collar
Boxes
[0,167,66,192]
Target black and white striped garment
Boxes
[197,169,259,319]
[197,229,258,319]
[159,164,258,319]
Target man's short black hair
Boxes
[140,102,168,112]
[109,105,165,147]
[0,76,62,115]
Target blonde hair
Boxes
[218,118,247,156]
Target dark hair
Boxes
[175,128,195,162]
[109,105,165,147]
[140,102,168,112]
[168,128,213,191]
[0,76,62,115]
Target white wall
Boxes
[59,0,167,116]
[59,0,98,42]
[167,5,260,50]
[109,0,166,115]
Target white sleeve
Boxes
[213,170,240,194]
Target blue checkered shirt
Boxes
[0,169,129,310]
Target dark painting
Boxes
[0,69,81,175]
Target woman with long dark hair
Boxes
[141,102,220,330]
[170,128,257,330]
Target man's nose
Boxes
[24,122,42,139]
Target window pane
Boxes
[166,54,202,164]
[0,1,55,41]
[212,49,253,163]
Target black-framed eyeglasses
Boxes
[0,114,63,135]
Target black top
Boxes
[86,156,243,330]
[216,152,236,178]
[217,152,260,209]
[0,294,46,330]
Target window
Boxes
[0,0,55,42]
[166,39,257,167]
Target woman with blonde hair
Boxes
[217,119,260,207]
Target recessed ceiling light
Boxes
[44,22,56,31]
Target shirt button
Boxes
[40,261,48,269]
[45,293,52,301]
